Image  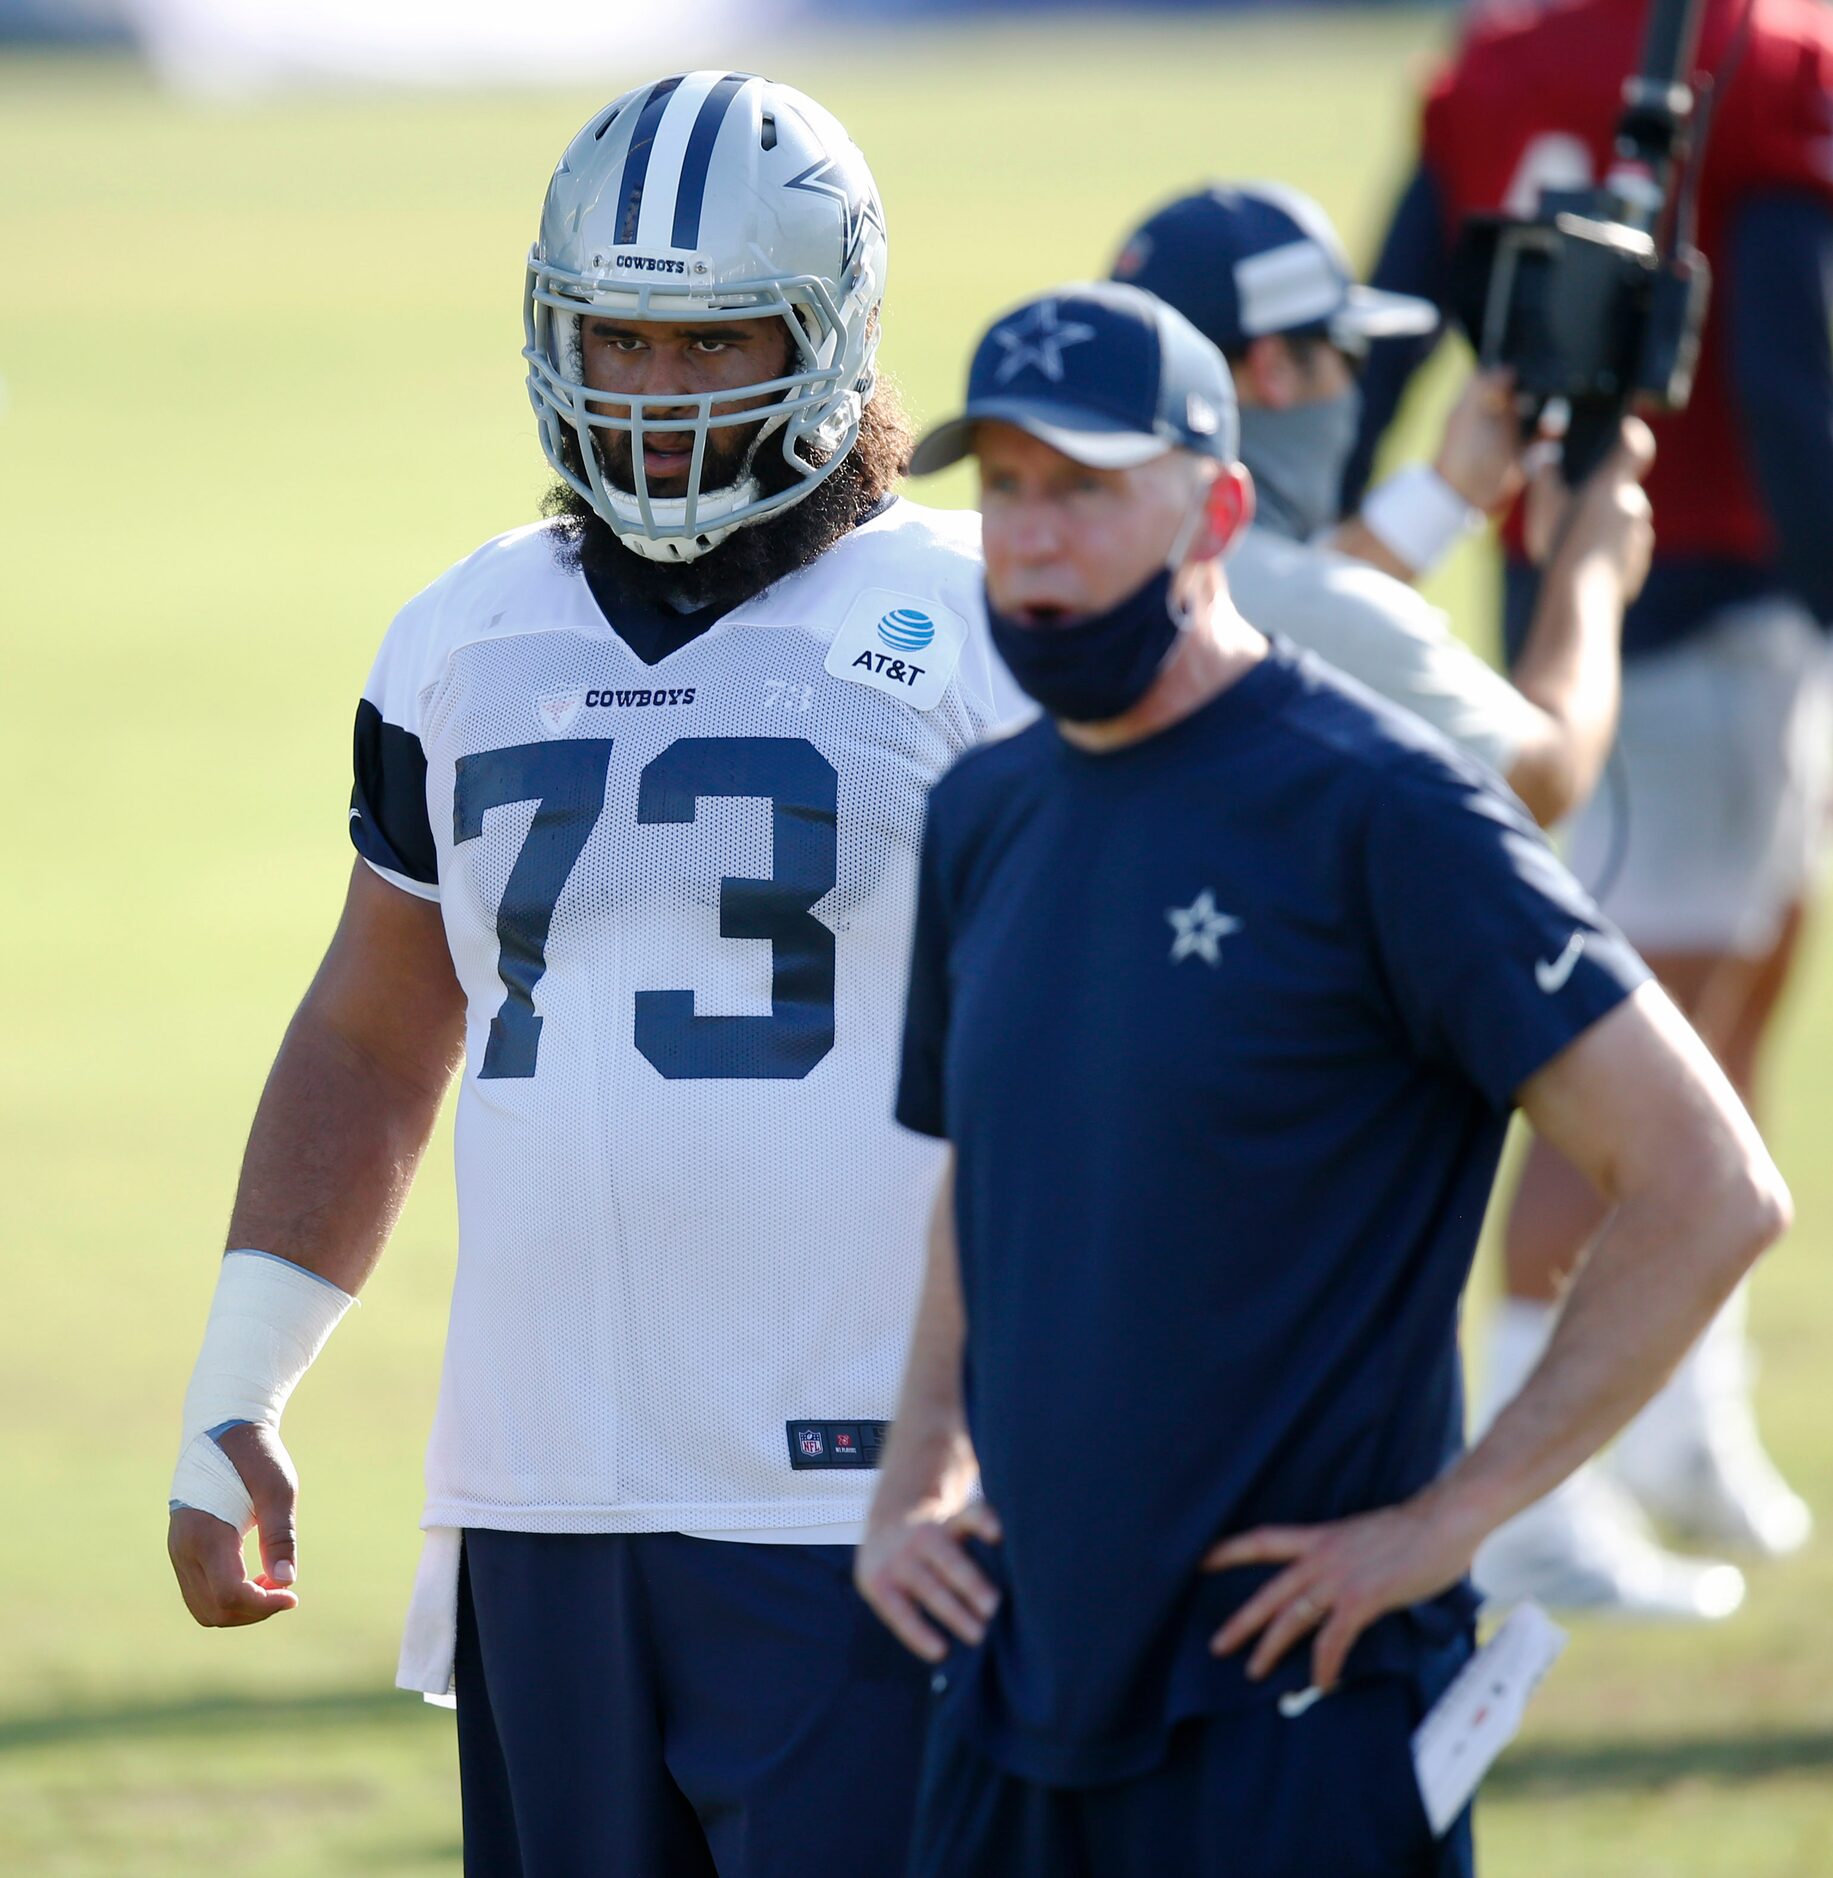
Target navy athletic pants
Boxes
[454,1529,932,1878]
[908,1673,1475,1878]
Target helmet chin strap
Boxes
[609,482,761,563]
[601,413,784,564]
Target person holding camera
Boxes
[1111,182,1620,831]
[853,281,1785,1876]
[1347,0,1833,1616]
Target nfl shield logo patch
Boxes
[797,1427,825,1458]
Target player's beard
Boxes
[543,384,914,618]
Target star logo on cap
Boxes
[991,301,1098,385]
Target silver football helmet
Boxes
[525,72,889,563]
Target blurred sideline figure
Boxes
[1349,0,1833,1617]
[854,280,1788,1876]
[168,71,1025,1875]
[1112,182,1624,830]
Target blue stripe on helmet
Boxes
[614,75,685,246]
[671,73,751,250]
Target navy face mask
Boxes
[985,565,1184,724]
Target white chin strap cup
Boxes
[170,1251,354,1533]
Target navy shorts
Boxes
[908,1678,1476,1878]
[455,1528,932,1878]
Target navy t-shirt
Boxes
[896,641,1647,1787]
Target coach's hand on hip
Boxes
[1203,1485,1482,1694]
[855,1500,1004,1664]
[167,1422,302,1627]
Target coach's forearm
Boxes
[1428,1152,1788,1547]
[226,999,457,1296]
[869,1157,977,1528]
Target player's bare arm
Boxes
[1339,395,1650,825]
[1493,415,1654,823]
[856,1154,1003,1663]
[168,862,463,1629]
[1206,979,1789,1690]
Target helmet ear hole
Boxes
[760,111,777,151]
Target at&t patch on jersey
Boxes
[824,587,967,710]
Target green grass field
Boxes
[5,19,1833,1871]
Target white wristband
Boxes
[1359,464,1485,578]
[169,1250,354,1532]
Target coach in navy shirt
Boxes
[857,283,1791,1876]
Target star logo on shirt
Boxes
[1167,890,1242,967]
[991,301,1098,384]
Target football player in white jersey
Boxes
[166,72,1019,1876]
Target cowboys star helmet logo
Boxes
[784,155,886,266]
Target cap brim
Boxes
[908,398,1172,476]
[1331,284,1441,343]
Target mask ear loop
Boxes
[1162,478,1213,633]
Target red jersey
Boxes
[1422,0,1833,562]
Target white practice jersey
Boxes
[1229,525,1539,784]
[351,499,1022,1534]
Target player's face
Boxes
[977,423,1196,622]
[1234,333,1357,409]
[581,317,796,496]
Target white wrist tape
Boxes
[170,1250,354,1533]
[1359,464,1485,577]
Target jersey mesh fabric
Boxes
[357,501,1016,1532]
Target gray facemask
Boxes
[1237,387,1363,544]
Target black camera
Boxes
[1449,0,1713,482]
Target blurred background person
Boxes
[1346,0,1833,1615]
[1112,182,1628,828]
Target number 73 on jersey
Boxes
[453,734,838,1083]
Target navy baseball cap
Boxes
[908,280,1239,475]
[1111,183,1439,357]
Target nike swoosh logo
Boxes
[1535,932,1585,994]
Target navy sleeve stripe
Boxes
[351,698,437,886]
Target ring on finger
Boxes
[1293,1594,1324,1622]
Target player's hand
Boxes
[166,1421,302,1627]
[1526,416,1657,597]
[1434,367,1528,514]
[1202,1489,1482,1693]
[855,1500,1003,1663]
